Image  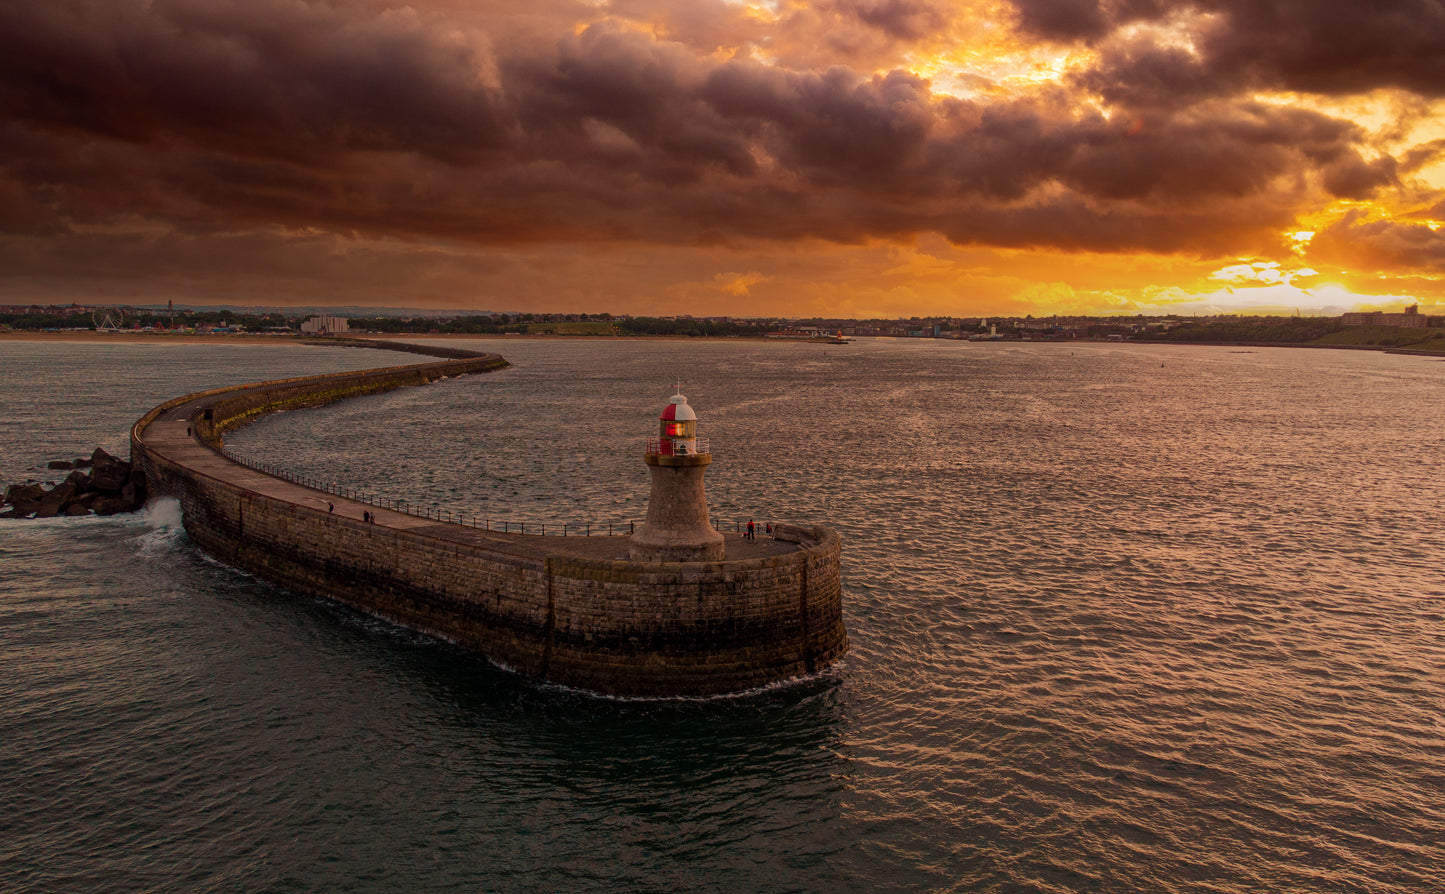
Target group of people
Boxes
[328,502,376,524]
[743,519,772,541]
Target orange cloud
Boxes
[0,0,1441,315]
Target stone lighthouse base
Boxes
[629,452,726,562]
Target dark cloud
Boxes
[1009,0,1170,43]
[1309,209,1445,272]
[1321,154,1399,200]
[0,0,1438,290]
[700,62,936,185]
[1064,102,1371,203]
[1198,0,1445,98]
[605,0,763,54]
[1019,0,1445,99]
[1010,0,1109,43]
[1400,139,1445,174]
[1075,42,1237,111]
[0,0,514,165]
[933,193,1293,256]
[828,0,953,41]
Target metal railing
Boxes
[224,449,774,539]
[644,437,710,456]
[711,518,780,536]
[224,450,638,536]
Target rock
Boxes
[48,460,74,470]
[3,482,46,517]
[5,482,45,506]
[90,447,121,471]
[34,483,76,518]
[90,466,130,495]
[4,447,145,519]
[91,495,136,516]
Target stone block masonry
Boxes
[131,340,847,697]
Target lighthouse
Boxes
[629,391,727,562]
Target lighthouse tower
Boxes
[629,392,726,563]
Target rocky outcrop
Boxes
[2,448,147,519]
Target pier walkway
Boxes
[138,363,796,564]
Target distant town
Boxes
[3,302,1444,353]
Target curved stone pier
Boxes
[131,340,848,697]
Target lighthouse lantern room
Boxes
[631,390,725,562]
[650,393,706,457]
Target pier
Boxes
[130,341,847,697]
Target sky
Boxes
[2,0,1444,319]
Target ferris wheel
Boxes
[91,309,124,331]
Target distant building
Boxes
[1342,306,1427,328]
[300,315,350,335]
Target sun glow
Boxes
[3,0,1445,318]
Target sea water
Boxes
[2,337,1442,893]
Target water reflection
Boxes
[5,339,1444,893]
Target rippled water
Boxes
[3,338,1443,893]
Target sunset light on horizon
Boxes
[2,0,1443,318]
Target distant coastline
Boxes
[0,330,309,345]
[0,330,746,345]
[3,329,1444,356]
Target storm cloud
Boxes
[0,0,1441,309]
[1014,0,1445,97]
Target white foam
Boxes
[141,496,185,530]
[136,497,187,555]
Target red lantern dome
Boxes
[649,393,706,456]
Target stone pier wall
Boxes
[544,526,846,693]
[138,459,561,679]
[134,354,508,446]
[131,344,847,697]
